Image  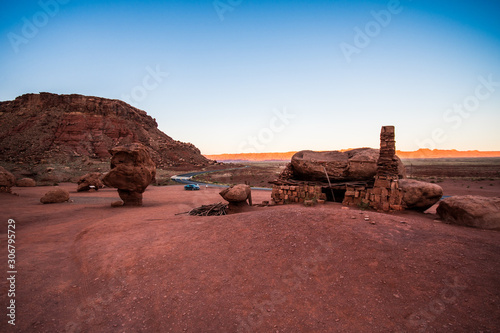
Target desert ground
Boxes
[1,159,500,332]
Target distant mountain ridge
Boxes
[0,93,214,168]
[205,149,500,161]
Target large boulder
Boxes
[437,196,500,230]
[16,178,36,187]
[0,166,16,193]
[220,184,252,206]
[290,148,405,182]
[77,172,104,192]
[102,143,156,206]
[40,188,70,204]
[399,179,443,211]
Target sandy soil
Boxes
[1,183,499,332]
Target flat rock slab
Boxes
[437,195,500,230]
[291,148,406,182]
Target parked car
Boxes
[184,184,200,191]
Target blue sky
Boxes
[1,0,499,154]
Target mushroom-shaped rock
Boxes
[399,179,443,211]
[40,188,70,204]
[290,148,405,182]
[0,166,16,193]
[16,178,36,187]
[77,172,104,192]
[102,143,156,206]
[437,195,500,230]
[219,184,252,206]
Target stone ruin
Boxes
[344,126,404,211]
[271,126,443,212]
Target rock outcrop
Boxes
[290,148,405,182]
[16,178,36,187]
[399,179,443,211]
[77,172,104,192]
[437,196,500,230]
[40,188,70,204]
[0,166,16,193]
[102,143,156,206]
[220,184,252,206]
[0,93,214,168]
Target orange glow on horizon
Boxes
[205,149,500,161]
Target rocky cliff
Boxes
[0,93,213,168]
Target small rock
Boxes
[77,172,103,192]
[0,166,16,193]
[399,179,443,211]
[40,188,70,204]
[304,200,315,207]
[16,178,36,187]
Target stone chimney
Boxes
[369,126,404,211]
[376,126,399,178]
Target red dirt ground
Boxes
[1,183,499,332]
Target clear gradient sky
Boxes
[1,0,499,154]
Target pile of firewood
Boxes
[187,202,228,216]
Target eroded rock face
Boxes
[0,93,215,167]
[102,143,156,206]
[437,196,500,230]
[77,172,104,192]
[220,184,252,206]
[0,166,16,193]
[16,178,36,187]
[40,188,70,204]
[399,179,443,211]
[290,148,405,182]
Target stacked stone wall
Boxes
[271,184,326,205]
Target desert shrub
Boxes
[357,201,370,211]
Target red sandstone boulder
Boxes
[399,179,443,211]
[16,178,36,187]
[437,196,500,230]
[220,184,252,206]
[77,172,104,192]
[102,143,156,206]
[290,148,405,182]
[0,166,16,193]
[40,188,70,204]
